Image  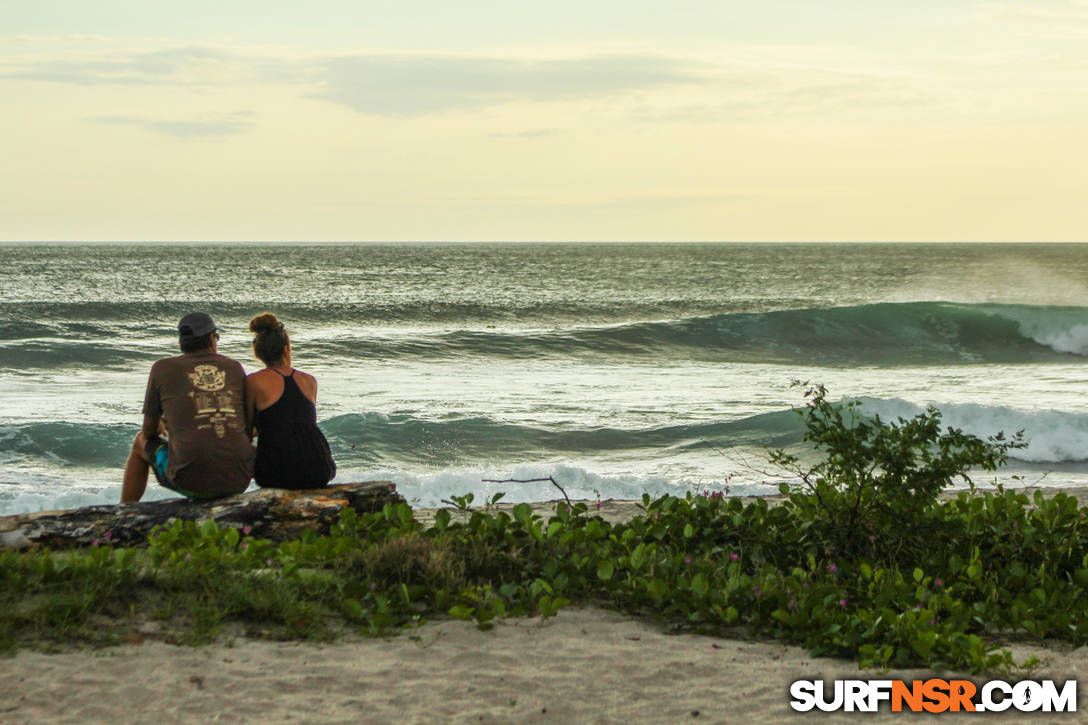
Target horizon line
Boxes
[3,239,1087,246]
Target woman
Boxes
[246,312,336,489]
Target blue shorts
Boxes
[144,435,171,486]
[144,435,218,500]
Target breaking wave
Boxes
[5,400,1088,472]
[3,302,1086,369]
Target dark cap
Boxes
[177,312,220,338]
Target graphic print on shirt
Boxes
[187,364,238,438]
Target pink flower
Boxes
[934,578,943,587]
[838,599,847,608]
[869,535,877,542]
[90,539,99,547]
[240,541,248,550]
[754,587,762,597]
[730,553,739,561]
[827,563,838,573]
[802,582,809,588]
[684,557,691,564]
[1012,520,1018,527]
[788,600,797,609]
[242,525,252,535]
[103,530,113,542]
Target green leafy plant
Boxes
[769,383,1024,559]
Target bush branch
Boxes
[482,477,572,510]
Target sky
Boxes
[2,1,1087,242]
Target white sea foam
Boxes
[856,398,1088,463]
[0,463,779,518]
[0,484,180,516]
[344,463,777,508]
[1019,321,1088,356]
[982,305,1088,356]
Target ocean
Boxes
[2,242,1088,516]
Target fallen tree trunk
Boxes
[0,481,402,551]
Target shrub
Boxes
[769,383,1024,560]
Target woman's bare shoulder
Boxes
[293,369,319,398]
[246,368,280,394]
[248,368,284,386]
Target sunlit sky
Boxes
[3,1,1087,241]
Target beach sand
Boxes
[4,489,1088,724]
[3,606,1085,724]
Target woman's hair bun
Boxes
[250,312,288,364]
[249,312,281,334]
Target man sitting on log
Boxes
[121,312,256,503]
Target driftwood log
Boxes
[0,481,402,551]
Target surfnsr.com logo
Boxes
[790,679,1077,713]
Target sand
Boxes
[4,489,1088,724]
[3,606,1085,724]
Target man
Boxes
[121,312,255,502]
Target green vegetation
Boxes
[3,387,1087,673]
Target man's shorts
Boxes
[143,435,218,500]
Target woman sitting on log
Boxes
[245,313,337,489]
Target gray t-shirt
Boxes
[142,352,255,497]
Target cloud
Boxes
[977,1,1088,35]
[979,0,1088,22]
[632,67,932,123]
[0,38,942,122]
[310,53,707,116]
[4,44,256,86]
[332,190,748,210]
[94,112,256,138]
[489,128,560,139]
[2,41,707,115]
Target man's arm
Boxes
[244,373,257,439]
[141,361,164,440]
[141,411,162,440]
[123,368,163,503]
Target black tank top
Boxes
[254,370,336,489]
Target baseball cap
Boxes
[177,312,220,338]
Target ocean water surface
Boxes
[2,242,1087,515]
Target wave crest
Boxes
[3,302,1087,368]
[6,399,1088,471]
